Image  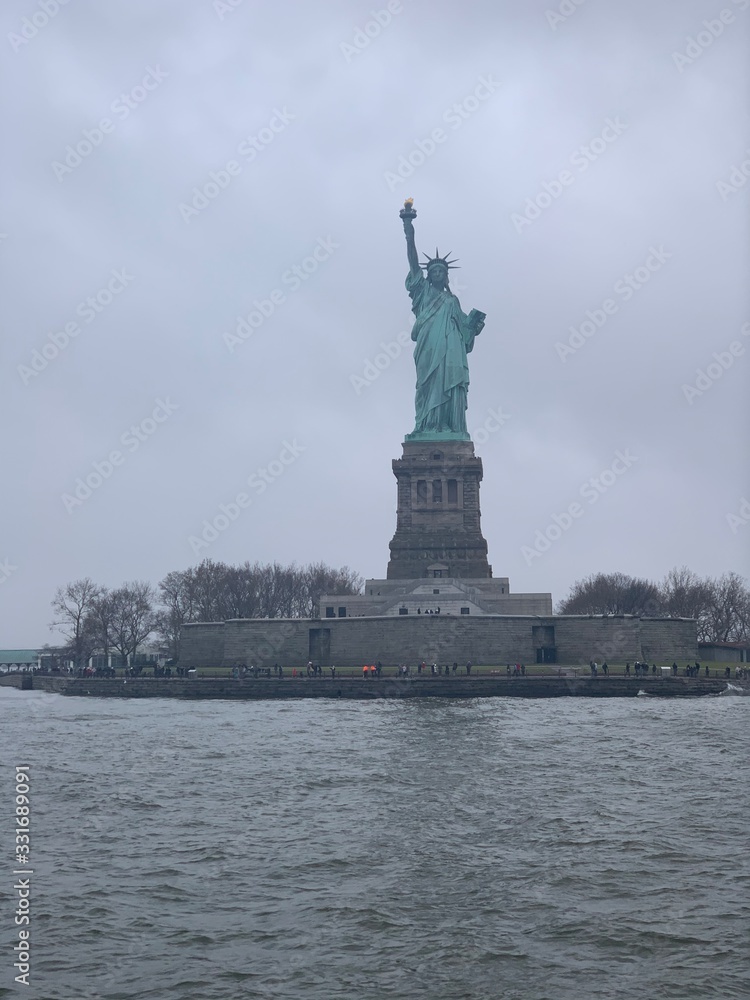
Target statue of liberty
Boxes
[400,199,486,441]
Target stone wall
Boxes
[19,674,735,700]
[179,622,225,666]
[181,615,698,668]
[387,440,492,579]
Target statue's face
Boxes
[427,265,448,287]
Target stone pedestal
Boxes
[386,439,492,579]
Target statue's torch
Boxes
[399,197,417,221]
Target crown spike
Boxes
[419,247,461,270]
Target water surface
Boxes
[1,689,748,1000]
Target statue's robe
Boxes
[406,269,477,437]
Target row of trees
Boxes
[50,579,156,670]
[49,560,363,666]
[50,563,749,665]
[157,560,362,659]
[556,568,750,643]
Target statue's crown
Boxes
[421,248,460,271]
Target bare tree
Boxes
[50,578,102,669]
[703,572,750,643]
[156,569,201,660]
[659,566,714,639]
[220,562,261,620]
[191,559,230,622]
[108,581,157,667]
[303,562,362,617]
[559,567,750,642]
[89,589,117,661]
[557,572,662,616]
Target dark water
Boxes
[1,688,748,1000]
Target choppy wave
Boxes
[721,682,747,695]
[2,695,748,1000]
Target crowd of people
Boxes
[222,659,749,681]
[18,659,750,682]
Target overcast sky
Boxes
[2,0,748,646]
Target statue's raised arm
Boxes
[400,198,421,276]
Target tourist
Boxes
[376,661,382,677]
[466,661,472,675]
[330,665,336,678]
[602,662,608,676]
[625,662,630,676]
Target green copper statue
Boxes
[400,199,486,441]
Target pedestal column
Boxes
[386,440,492,579]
